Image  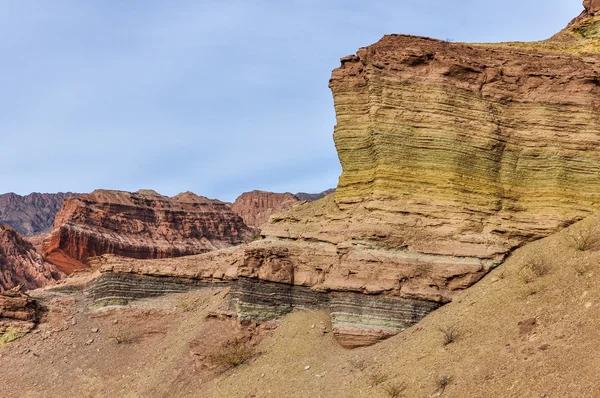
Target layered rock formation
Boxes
[0,225,64,292]
[88,3,600,347]
[232,191,301,227]
[42,190,254,274]
[0,192,77,236]
[0,288,40,338]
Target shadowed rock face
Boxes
[86,3,600,347]
[42,190,254,274]
[0,192,77,236]
[0,225,64,292]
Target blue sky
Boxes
[0,0,584,201]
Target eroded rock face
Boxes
[42,190,254,274]
[0,192,77,236]
[87,3,600,347]
[232,191,300,228]
[0,225,64,292]
[0,288,41,337]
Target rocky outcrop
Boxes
[80,253,438,348]
[0,225,64,292]
[86,4,600,347]
[42,190,254,274]
[232,191,300,227]
[0,288,40,337]
[0,192,77,236]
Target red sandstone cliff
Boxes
[0,225,64,292]
[42,190,254,274]
[232,191,301,227]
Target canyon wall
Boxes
[88,3,600,347]
[0,192,76,236]
[42,190,254,274]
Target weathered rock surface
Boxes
[0,287,40,335]
[86,4,600,347]
[0,192,77,236]
[0,225,64,292]
[232,191,301,227]
[42,190,254,274]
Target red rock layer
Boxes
[42,190,254,273]
[0,225,63,292]
[232,191,300,227]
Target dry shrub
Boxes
[108,327,137,344]
[439,325,458,346]
[566,222,598,251]
[211,338,256,369]
[572,261,593,277]
[381,381,407,398]
[436,375,452,396]
[518,257,550,283]
[368,372,389,386]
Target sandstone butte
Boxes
[65,1,600,348]
[0,225,64,292]
[42,189,254,274]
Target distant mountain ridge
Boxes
[0,192,78,236]
[295,188,335,202]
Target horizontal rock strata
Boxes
[43,190,254,274]
[83,4,600,347]
[83,256,438,348]
[86,272,220,306]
